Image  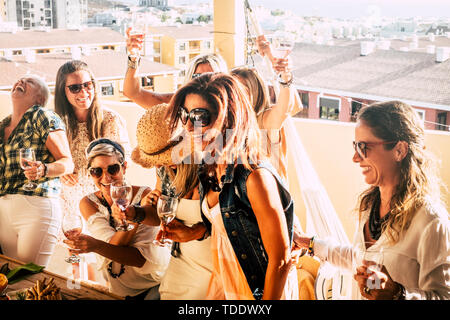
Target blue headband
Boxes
[86,138,125,158]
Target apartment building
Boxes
[282,39,450,131]
[4,0,87,30]
[139,0,173,9]
[0,28,179,102]
[147,24,214,86]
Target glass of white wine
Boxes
[19,148,38,191]
[153,194,178,247]
[110,179,134,231]
[128,13,146,58]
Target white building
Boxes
[4,0,87,30]
[139,0,173,8]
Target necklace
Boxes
[368,193,391,240]
[98,193,126,278]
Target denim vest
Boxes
[198,161,294,300]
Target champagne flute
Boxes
[110,180,134,231]
[153,194,178,247]
[271,30,296,60]
[128,13,146,58]
[62,213,83,264]
[19,148,38,191]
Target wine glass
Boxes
[19,148,38,191]
[110,179,134,231]
[271,30,296,60]
[128,13,146,58]
[62,213,83,264]
[153,194,178,247]
[352,242,384,297]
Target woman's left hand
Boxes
[354,263,403,300]
[163,219,206,242]
[64,234,100,254]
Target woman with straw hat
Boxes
[128,103,213,300]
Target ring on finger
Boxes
[363,287,371,295]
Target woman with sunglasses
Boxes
[54,60,131,280]
[64,138,170,299]
[296,101,449,300]
[165,72,298,300]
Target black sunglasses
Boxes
[67,80,94,94]
[179,106,212,127]
[88,163,122,178]
[353,140,397,158]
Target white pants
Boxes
[0,194,62,267]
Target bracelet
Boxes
[392,282,406,300]
[278,73,294,88]
[308,236,315,256]
[131,205,146,224]
[127,56,141,69]
[41,163,48,178]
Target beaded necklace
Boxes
[98,194,126,278]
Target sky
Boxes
[171,0,450,19]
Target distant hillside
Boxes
[88,0,129,17]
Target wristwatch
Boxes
[131,205,146,224]
[127,56,141,69]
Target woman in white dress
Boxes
[54,60,130,280]
[64,138,170,299]
[124,103,213,299]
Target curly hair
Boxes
[356,100,445,244]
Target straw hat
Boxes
[132,103,193,168]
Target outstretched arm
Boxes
[123,27,173,109]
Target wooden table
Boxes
[0,254,122,300]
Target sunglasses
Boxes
[88,163,122,178]
[67,80,94,94]
[191,73,202,79]
[353,140,397,158]
[179,106,212,127]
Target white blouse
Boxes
[314,203,450,300]
[86,187,171,298]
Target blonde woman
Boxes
[297,101,449,300]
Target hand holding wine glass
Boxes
[62,213,83,264]
[19,148,39,191]
[127,14,146,58]
[110,180,134,231]
[153,194,178,247]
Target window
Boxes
[295,91,309,118]
[204,41,211,49]
[179,56,186,64]
[101,83,114,96]
[436,112,448,131]
[414,108,425,125]
[179,43,186,51]
[141,76,154,88]
[36,49,50,54]
[319,97,340,120]
[350,101,362,122]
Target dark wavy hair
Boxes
[166,72,265,173]
[54,60,103,143]
[357,100,445,244]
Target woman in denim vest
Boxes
[164,72,299,300]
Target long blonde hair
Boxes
[357,101,445,244]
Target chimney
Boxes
[24,49,36,63]
[436,47,450,63]
[71,46,81,60]
[360,41,375,56]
